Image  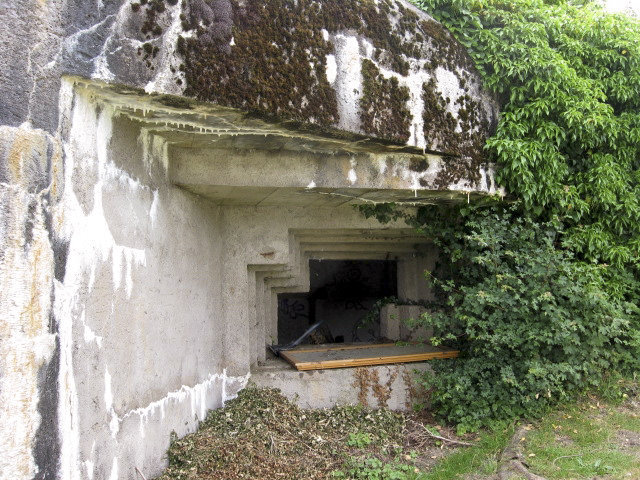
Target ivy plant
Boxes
[414,0,640,268]
[413,204,640,431]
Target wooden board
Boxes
[279,343,459,371]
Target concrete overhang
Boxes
[74,78,502,206]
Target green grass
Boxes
[423,390,640,479]
[524,400,640,479]
[423,425,513,478]
[332,379,640,479]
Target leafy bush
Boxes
[411,204,639,432]
[414,0,640,268]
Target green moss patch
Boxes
[360,59,412,142]
[422,79,491,187]
[174,0,488,135]
[127,0,497,185]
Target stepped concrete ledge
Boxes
[250,356,432,411]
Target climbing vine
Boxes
[414,204,639,431]
[415,0,640,267]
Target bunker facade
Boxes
[0,1,499,478]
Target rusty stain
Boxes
[1,127,56,479]
[8,131,30,184]
[352,367,370,407]
[6,129,53,191]
[352,366,405,408]
[260,251,275,258]
[50,142,63,201]
[26,247,43,337]
[402,369,419,410]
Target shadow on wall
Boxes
[278,259,397,345]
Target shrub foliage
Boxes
[412,205,639,432]
[414,0,640,267]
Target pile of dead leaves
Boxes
[158,386,466,479]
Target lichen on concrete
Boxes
[176,0,340,125]
[421,76,493,187]
[175,0,425,126]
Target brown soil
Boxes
[616,429,640,449]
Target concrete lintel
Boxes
[172,145,501,205]
[67,78,502,207]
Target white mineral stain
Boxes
[108,458,118,480]
[325,54,337,84]
[82,309,103,348]
[377,158,387,174]
[92,1,134,82]
[55,277,81,480]
[140,128,170,175]
[0,127,56,479]
[145,1,186,94]
[149,189,159,226]
[332,34,363,132]
[104,368,113,410]
[370,59,433,149]
[123,370,250,440]
[348,158,358,185]
[54,81,151,478]
[435,67,464,132]
[84,461,94,480]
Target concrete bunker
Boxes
[1,71,498,477]
[0,0,505,476]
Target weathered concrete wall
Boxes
[251,361,432,411]
[217,205,424,374]
[1,0,497,174]
[0,126,60,479]
[50,82,248,479]
[0,80,248,479]
[0,100,443,476]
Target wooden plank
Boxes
[279,343,459,371]
[290,351,459,371]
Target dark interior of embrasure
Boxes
[277,260,397,345]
